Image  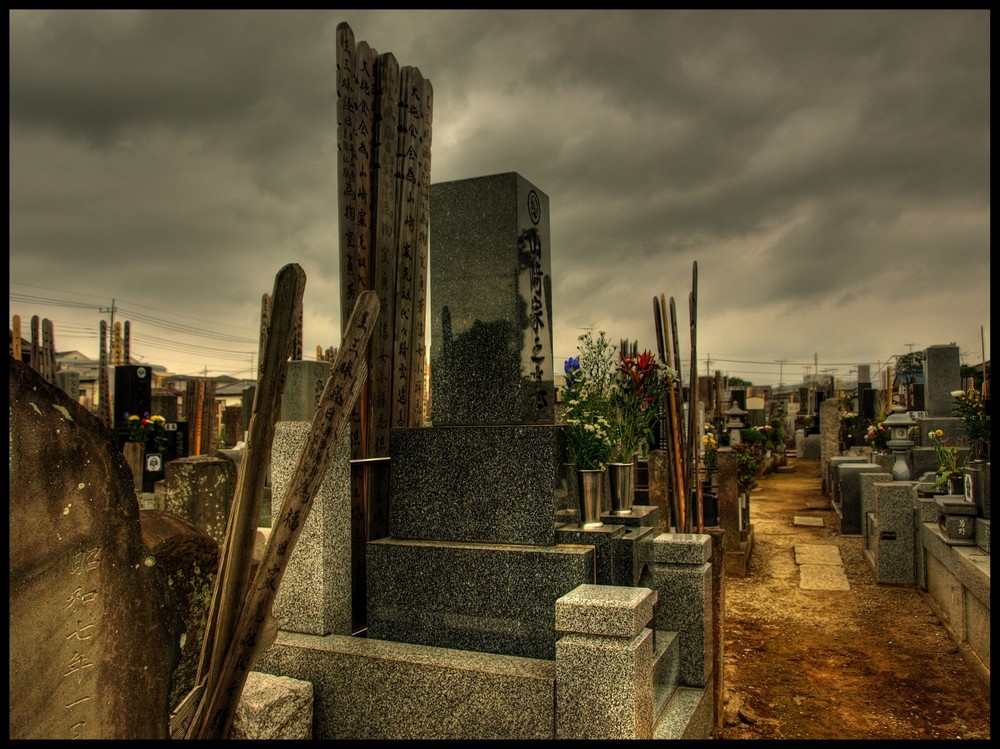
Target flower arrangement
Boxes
[864,421,890,451]
[702,424,719,483]
[126,411,169,453]
[927,429,967,490]
[950,387,989,458]
[574,330,617,401]
[562,356,613,470]
[609,349,671,463]
[562,396,613,470]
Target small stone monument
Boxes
[9,357,177,739]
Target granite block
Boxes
[555,628,654,740]
[652,630,681,721]
[836,463,882,535]
[802,434,822,459]
[975,518,990,553]
[429,172,555,425]
[256,631,556,740]
[860,472,893,520]
[601,503,659,528]
[555,584,657,638]
[366,538,594,660]
[161,455,237,546]
[280,360,332,422]
[915,495,940,524]
[829,456,867,503]
[389,425,565,545]
[641,562,712,688]
[965,461,990,520]
[613,526,656,587]
[270,423,352,636]
[652,684,714,740]
[870,482,918,586]
[922,344,961,417]
[556,523,625,586]
[231,671,313,740]
[909,447,941,480]
[648,532,712,565]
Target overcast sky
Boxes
[9,9,990,388]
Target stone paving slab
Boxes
[794,544,842,566]
[799,564,850,591]
[793,516,825,527]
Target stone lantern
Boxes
[724,403,747,445]
[883,406,914,481]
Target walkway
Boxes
[715,455,991,740]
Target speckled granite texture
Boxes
[836,463,882,535]
[366,538,594,659]
[867,481,918,584]
[255,631,556,739]
[555,584,656,638]
[270,423,352,636]
[388,424,566,545]
[429,172,555,425]
[642,534,713,688]
[554,584,658,739]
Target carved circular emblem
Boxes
[145,454,162,472]
[964,473,974,502]
[137,367,147,379]
[527,190,540,225]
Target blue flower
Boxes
[564,357,580,375]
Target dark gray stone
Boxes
[836,463,882,535]
[139,509,218,711]
[366,538,594,659]
[922,344,961,418]
[160,455,237,546]
[389,425,565,545]
[429,172,554,425]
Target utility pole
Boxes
[776,359,788,389]
[100,298,117,331]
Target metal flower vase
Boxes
[576,468,604,528]
[607,461,635,515]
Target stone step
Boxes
[651,630,680,720]
[652,685,713,739]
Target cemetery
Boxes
[8,20,989,741]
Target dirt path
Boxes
[716,456,990,740]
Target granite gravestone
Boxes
[9,357,178,739]
[368,174,591,659]
[922,344,961,418]
[429,172,555,425]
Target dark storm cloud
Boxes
[8,9,989,381]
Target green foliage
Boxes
[950,386,989,447]
[733,442,760,495]
[896,351,924,373]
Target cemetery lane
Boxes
[717,457,990,740]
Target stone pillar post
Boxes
[555,584,657,739]
[716,449,739,554]
[644,533,713,689]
